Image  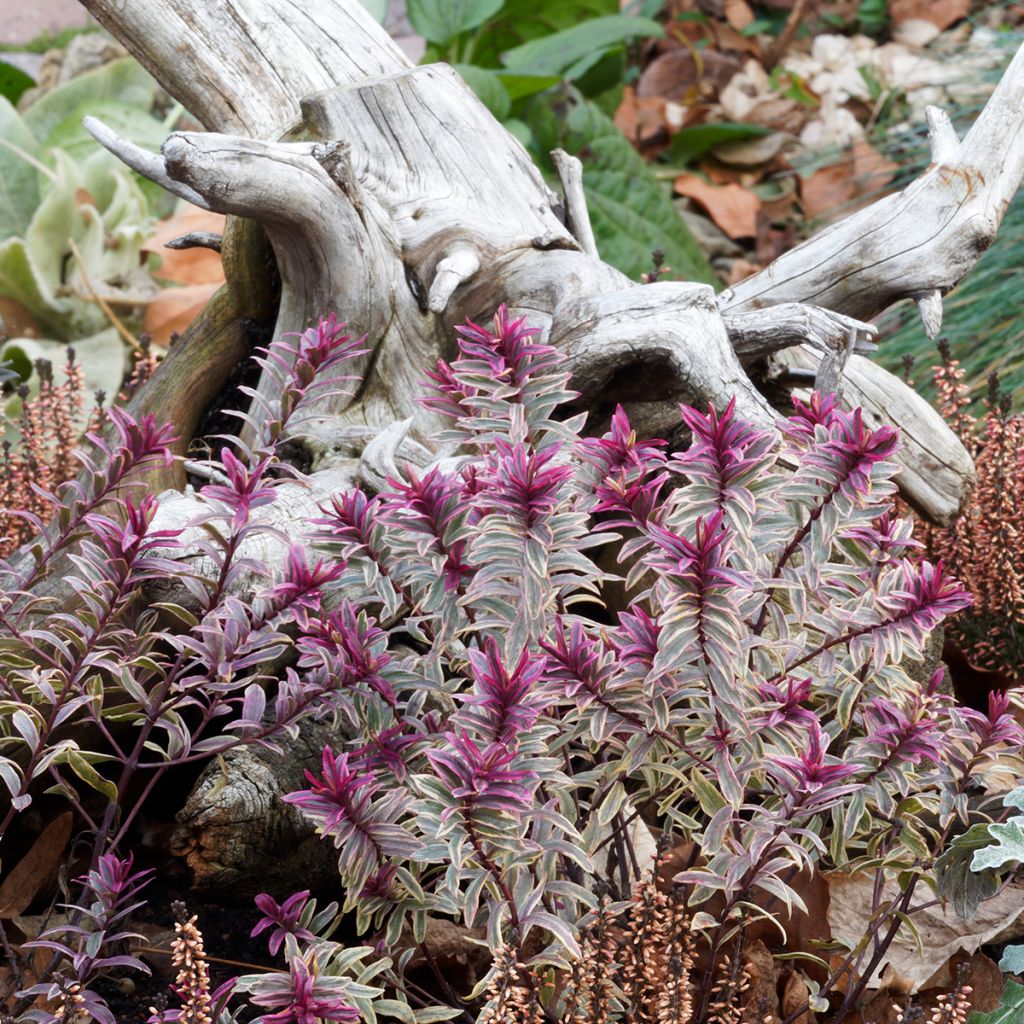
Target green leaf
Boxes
[2,330,127,421]
[968,981,1024,1023]
[23,58,157,143]
[689,767,726,815]
[413,1007,463,1022]
[525,87,716,283]
[495,71,562,102]
[0,60,34,105]
[64,749,118,803]
[455,0,618,71]
[453,64,511,120]
[0,237,72,338]
[666,122,772,167]
[502,15,662,77]
[408,0,505,45]
[0,98,42,240]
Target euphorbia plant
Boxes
[3,307,1022,1024]
[274,310,1022,1022]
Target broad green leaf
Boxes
[935,824,1002,917]
[23,58,157,143]
[526,87,716,283]
[495,71,562,102]
[407,0,504,45]
[0,98,42,240]
[453,64,511,120]
[502,15,662,77]
[0,60,34,105]
[968,981,1024,1023]
[667,122,772,167]
[1,330,127,426]
[457,0,618,70]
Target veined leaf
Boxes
[408,0,504,45]
[501,15,663,77]
[525,86,716,283]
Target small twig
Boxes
[66,237,142,353]
[763,0,816,71]
[166,231,223,253]
[133,945,283,974]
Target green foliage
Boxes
[0,59,34,105]
[22,57,156,142]
[528,86,717,283]
[408,0,506,46]
[0,57,169,421]
[666,121,772,166]
[416,0,715,283]
[499,14,662,78]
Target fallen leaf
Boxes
[674,174,761,238]
[726,257,762,285]
[614,86,670,148]
[142,205,227,287]
[742,940,780,1021]
[825,871,1024,991]
[636,48,741,104]
[920,951,1003,1015]
[143,282,221,346]
[0,946,55,1012]
[0,812,73,918]
[890,0,970,30]
[724,0,755,30]
[780,969,812,1024]
[711,131,791,168]
[799,161,852,219]
[799,141,897,219]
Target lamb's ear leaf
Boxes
[0,97,41,239]
[23,57,156,143]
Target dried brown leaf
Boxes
[890,0,970,30]
[143,205,227,287]
[0,811,72,918]
[674,174,761,238]
[143,282,220,346]
[724,0,755,30]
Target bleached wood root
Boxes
[171,718,344,896]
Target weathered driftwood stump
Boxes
[78,0,1024,890]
